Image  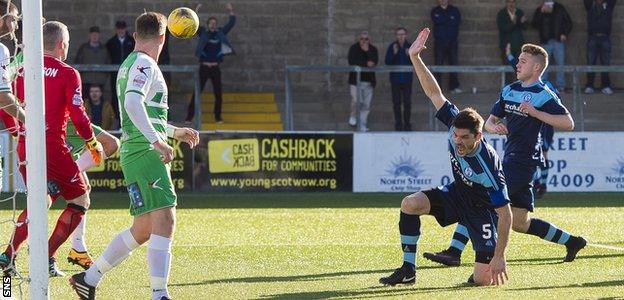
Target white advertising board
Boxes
[353,132,624,193]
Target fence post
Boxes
[355,67,362,132]
[285,67,293,130]
[500,70,505,89]
[193,68,201,130]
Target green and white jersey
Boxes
[116,51,168,165]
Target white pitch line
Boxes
[587,243,624,252]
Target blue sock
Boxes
[527,218,571,245]
[448,224,469,256]
[399,211,420,271]
[540,165,549,185]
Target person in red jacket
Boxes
[0,21,104,277]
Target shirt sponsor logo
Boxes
[504,103,528,117]
[450,153,473,187]
[132,74,147,88]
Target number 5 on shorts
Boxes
[482,223,492,239]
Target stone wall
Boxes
[40,0,624,93]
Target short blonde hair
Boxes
[521,43,549,71]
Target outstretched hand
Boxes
[408,28,430,57]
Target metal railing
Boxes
[284,65,624,131]
[74,64,201,129]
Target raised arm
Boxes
[408,28,447,110]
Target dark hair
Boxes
[89,26,100,33]
[521,43,549,70]
[115,20,127,29]
[207,17,217,24]
[452,108,484,136]
[396,27,407,33]
[135,12,166,40]
[89,84,103,91]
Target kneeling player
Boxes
[379,28,512,286]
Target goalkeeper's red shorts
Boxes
[17,139,89,201]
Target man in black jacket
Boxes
[583,0,616,95]
[348,31,378,132]
[532,1,572,91]
[106,21,135,119]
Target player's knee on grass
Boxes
[473,262,492,286]
[96,131,120,157]
[400,192,430,215]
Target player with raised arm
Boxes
[0,21,105,277]
[70,12,199,300]
[379,28,512,287]
[424,43,586,267]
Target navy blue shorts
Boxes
[423,183,498,258]
[540,125,554,152]
[503,160,535,212]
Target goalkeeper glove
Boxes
[85,137,104,167]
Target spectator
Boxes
[84,85,116,130]
[497,0,528,83]
[186,3,236,124]
[348,31,378,132]
[431,0,461,93]
[532,1,572,92]
[385,27,413,131]
[106,20,135,119]
[74,26,109,95]
[584,0,615,95]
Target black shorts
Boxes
[504,160,536,212]
[423,183,498,263]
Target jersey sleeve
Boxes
[490,91,507,118]
[0,45,12,93]
[435,101,460,129]
[124,56,154,99]
[539,97,569,115]
[66,68,94,141]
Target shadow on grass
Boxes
[508,253,624,266]
[510,280,624,291]
[170,266,449,287]
[256,284,475,300]
[1,192,622,210]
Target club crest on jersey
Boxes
[132,74,147,88]
[464,167,474,177]
[522,92,532,102]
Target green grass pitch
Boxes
[0,192,622,299]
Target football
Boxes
[167,7,199,39]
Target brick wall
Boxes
[41,0,624,93]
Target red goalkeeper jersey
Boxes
[13,55,94,149]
